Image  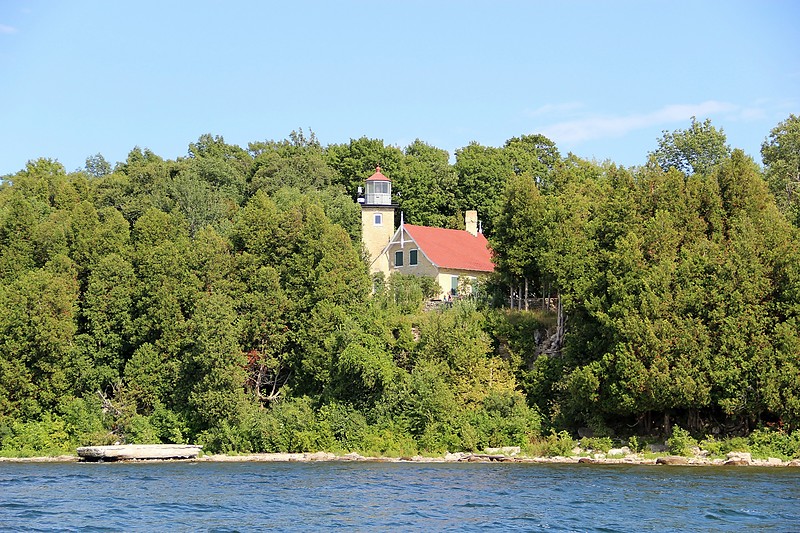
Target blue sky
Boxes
[1,0,798,176]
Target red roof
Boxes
[366,166,390,182]
[403,224,494,272]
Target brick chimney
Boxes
[465,210,478,236]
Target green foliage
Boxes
[627,435,643,453]
[650,117,731,176]
[699,430,800,460]
[527,430,576,457]
[747,428,800,460]
[667,425,697,456]
[761,114,800,226]
[245,396,333,453]
[466,391,542,449]
[0,397,109,456]
[580,436,614,453]
[0,123,798,458]
[378,273,439,314]
[698,435,749,458]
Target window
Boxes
[374,213,382,226]
[395,250,404,267]
[409,249,418,266]
[451,275,459,295]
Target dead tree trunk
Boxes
[555,293,565,353]
[524,278,529,311]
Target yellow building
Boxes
[359,168,494,298]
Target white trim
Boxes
[378,224,438,270]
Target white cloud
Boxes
[536,101,749,143]
[0,24,18,34]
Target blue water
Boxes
[1,462,798,531]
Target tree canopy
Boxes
[0,116,798,456]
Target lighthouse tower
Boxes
[359,166,396,275]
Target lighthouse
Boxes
[359,166,396,275]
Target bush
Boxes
[0,414,72,457]
[357,422,418,457]
[699,435,749,458]
[527,430,576,457]
[580,436,614,453]
[318,402,368,452]
[627,435,644,453]
[468,391,542,449]
[748,428,800,460]
[667,425,697,456]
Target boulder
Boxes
[306,451,336,461]
[340,452,366,461]
[485,446,520,456]
[724,458,749,466]
[656,456,689,465]
[608,447,631,456]
[726,452,752,464]
[690,446,707,457]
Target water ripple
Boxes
[0,462,798,530]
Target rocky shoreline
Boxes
[3,449,800,467]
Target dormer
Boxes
[364,166,392,206]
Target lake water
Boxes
[1,461,799,531]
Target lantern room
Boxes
[363,166,392,206]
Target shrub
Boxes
[627,435,644,453]
[667,425,697,456]
[748,428,800,460]
[527,430,576,457]
[0,414,73,457]
[468,391,542,449]
[318,402,368,452]
[260,396,333,452]
[580,436,613,453]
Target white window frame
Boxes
[395,250,404,267]
[374,213,382,226]
[409,249,418,266]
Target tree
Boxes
[490,173,548,304]
[762,114,800,226]
[248,130,335,196]
[85,154,111,178]
[650,117,731,176]
[454,142,510,234]
[0,268,80,418]
[391,140,459,227]
[503,134,561,190]
[325,137,405,199]
[184,292,247,432]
